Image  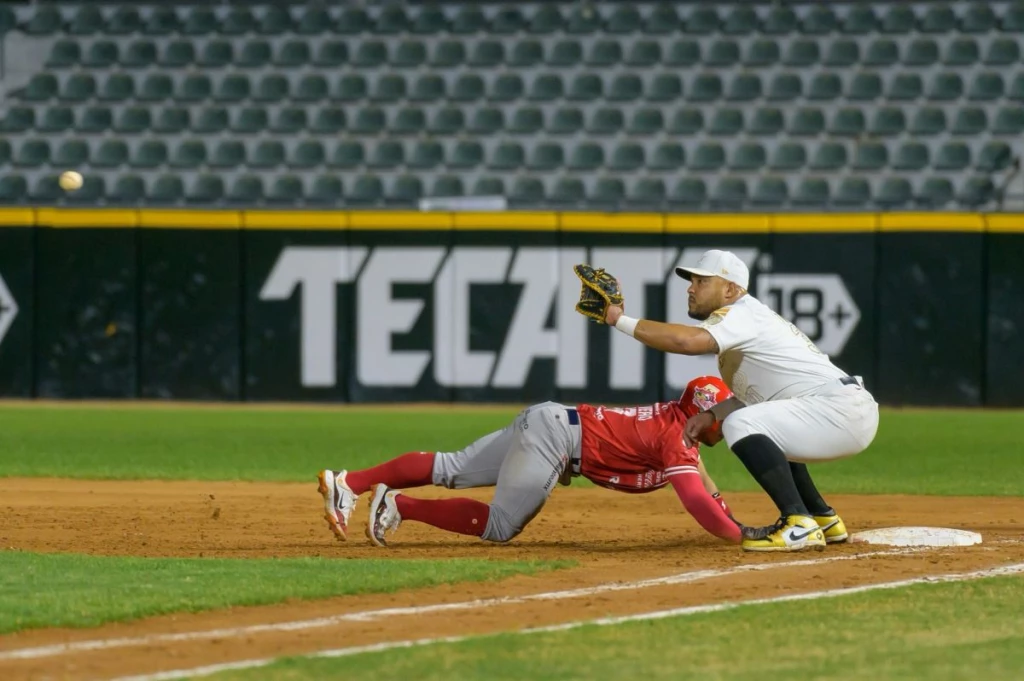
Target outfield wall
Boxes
[0,208,1021,406]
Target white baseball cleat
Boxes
[366,483,403,548]
[317,469,357,541]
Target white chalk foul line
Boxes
[110,561,1024,681]
[0,547,923,663]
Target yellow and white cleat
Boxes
[741,515,827,552]
[814,512,849,544]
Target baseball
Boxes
[59,171,83,191]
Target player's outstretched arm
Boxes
[606,305,719,356]
[670,474,741,543]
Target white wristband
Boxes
[614,315,640,338]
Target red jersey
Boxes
[577,402,701,494]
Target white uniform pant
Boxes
[722,381,879,463]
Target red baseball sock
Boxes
[395,496,489,537]
[345,452,435,496]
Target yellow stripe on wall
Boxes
[35,208,140,228]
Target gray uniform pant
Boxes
[432,401,582,542]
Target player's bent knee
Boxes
[430,451,461,489]
[480,505,524,543]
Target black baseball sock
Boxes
[789,463,833,516]
[731,434,808,518]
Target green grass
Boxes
[0,405,1021,495]
[207,573,1024,681]
[0,551,569,634]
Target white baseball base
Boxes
[850,526,983,547]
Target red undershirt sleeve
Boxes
[670,474,742,544]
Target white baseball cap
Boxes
[675,250,750,290]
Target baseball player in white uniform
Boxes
[603,249,879,552]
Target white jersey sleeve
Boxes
[699,305,755,353]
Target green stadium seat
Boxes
[669,179,706,207]
[159,40,194,67]
[792,178,830,206]
[110,176,146,204]
[183,7,218,36]
[253,75,289,103]
[892,142,929,171]
[530,74,565,102]
[977,142,1012,171]
[510,107,543,134]
[144,8,180,36]
[111,107,149,134]
[789,108,825,136]
[270,108,307,134]
[689,74,721,102]
[309,176,344,204]
[451,6,487,34]
[240,41,272,68]
[412,6,447,35]
[123,41,156,68]
[469,107,503,134]
[333,6,368,35]
[1004,4,1024,32]
[865,40,899,67]
[745,40,779,66]
[47,40,80,68]
[590,178,626,206]
[969,73,1005,101]
[98,74,134,102]
[887,74,923,100]
[607,6,642,34]
[984,38,1019,65]
[801,6,837,34]
[431,40,465,67]
[763,6,797,35]
[550,107,584,134]
[293,75,328,102]
[491,7,526,34]
[495,74,528,102]
[750,108,784,135]
[275,41,311,67]
[711,178,748,207]
[644,4,680,34]
[268,176,304,204]
[810,142,848,170]
[665,40,700,67]
[550,178,586,205]
[333,75,367,102]
[829,109,864,137]
[315,42,348,68]
[709,108,743,136]
[730,143,766,171]
[471,177,505,197]
[834,177,872,206]
[392,40,426,68]
[927,73,963,100]
[848,73,882,101]
[60,74,96,103]
[783,40,820,67]
[187,175,224,205]
[489,142,524,170]
[310,107,345,134]
[669,108,704,135]
[510,178,545,204]
[586,40,622,66]
[751,177,788,207]
[934,143,970,171]
[1010,75,1024,101]
[138,74,172,102]
[707,40,740,67]
[289,141,326,169]
[450,141,484,169]
[769,142,806,170]
[13,140,50,168]
[958,177,996,207]
[226,176,264,203]
[130,140,167,169]
[904,39,939,66]
[214,75,251,103]
[686,7,719,34]
[723,6,758,34]
[250,141,285,169]
[869,107,905,136]
[808,73,841,101]
[39,107,74,133]
[963,4,997,32]
[175,74,211,103]
[609,74,643,102]
[568,73,602,102]
[952,108,987,136]
[527,143,565,171]
[917,178,953,208]
[920,5,956,33]
[153,107,190,133]
[881,5,916,34]
[566,5,601,34]
[328,141,364,170]
[690,143,724,171]
[78,107,112,132]
[628,108,663,135]
[853,142,889,170]
[107,6,142,35]
[169,139,206,169]
[510,40,544,67]
[994,107,1024,135]
[21,74,58,102]
[469,40,504,67]
[210,141,246,169]
[910,107,946,135]
[393,108,427,135]
[609,143,645,171]
[222,8,255,35]
[388,175,424,203]
[1,107,34,133]
[629,178,666,205]
[231,108,267,134]
[647,74,683,102]
[297,7,331,35]
[257,6,294,35]
[25,6,61,35]
[727,74,762,102]
[768,73,802,101]
[650,142,685,171]
[587,108,624,134]
[428,107,464,135]
[568,142,604,171]
[876,178,912,207]
[29,176,63,203]
[190,107,226,133]
[944,38,979,66]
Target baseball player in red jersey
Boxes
[317,376,742,547]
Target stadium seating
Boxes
[1,2,1022,208]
